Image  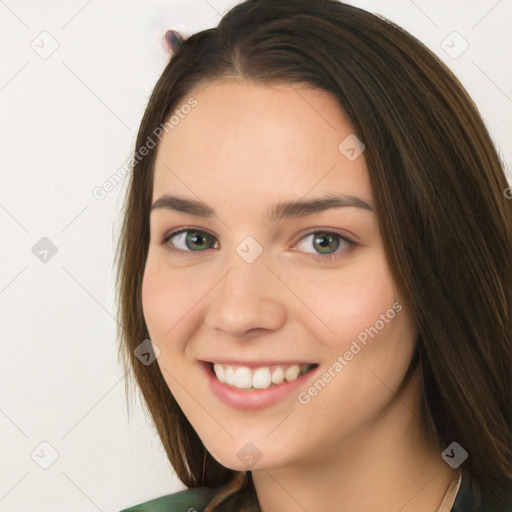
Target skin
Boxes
[141,80,459,512]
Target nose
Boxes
[203,250,287,337]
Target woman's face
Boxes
[142,79,418,471]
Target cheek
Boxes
[141,255,180,341]
[141,253,206,352]
[292,251,398,349]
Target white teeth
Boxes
[271,366,285,385]
[234,367,253,388]
[225,366,235,386]
[212,363,313,390]
[213,363,225,383]
[253,368,272,389]
[284,364,301,382]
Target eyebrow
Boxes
[150,193,374,222]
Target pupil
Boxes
[314,233,339,254]
[187,231,209,250]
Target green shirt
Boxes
[119,470,512,511]
[119,486,219,512]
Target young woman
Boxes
[115,1,512,510]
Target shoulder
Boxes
[119,486,219,512]
[452,470,512,512]
[478,485,512,512]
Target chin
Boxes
[204,436,293,473]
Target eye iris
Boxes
[186,231,212,250]
[313,232,340,254]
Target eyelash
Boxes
[161,227,356,262]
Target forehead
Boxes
[152,80,372,212]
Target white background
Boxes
[1,1,511,511]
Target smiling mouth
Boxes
[206,361,319,391]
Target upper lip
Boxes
[201,359,318,368]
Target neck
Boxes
[251,371,458,512]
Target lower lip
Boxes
[202,362,319,411]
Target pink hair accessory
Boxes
[163,29,185,56]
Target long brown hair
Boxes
[114,1,512,509]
